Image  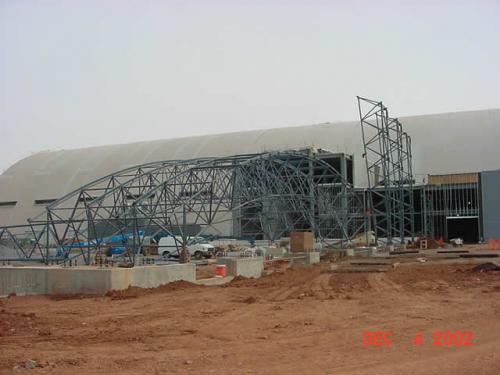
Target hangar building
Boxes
[1,108,499,242]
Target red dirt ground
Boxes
[1,262,499,374]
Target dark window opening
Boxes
[0,201,17,207]
[34,199,57,205]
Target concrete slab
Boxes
[0,263,196,297]
[195,276,234,286]
[127,264,196,289]
[0,267,47,296]
[288,252,320,266]
[305,252,320,265]
[216,257,264,278]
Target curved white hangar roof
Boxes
[1,108,499,227]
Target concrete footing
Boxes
[305,252,320,264]
[216,257,264,278]
[289,251,320,265]
[0,263,196,297]
[195,276,234,286]
[346,247,377,257]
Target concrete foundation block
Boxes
[305,252,320,264]
[216,257,264,278]
[48,268,113,295]
[0,263,196,297]
[265,246,286,258]
[129,264,196,289]
[0,267,48,296]
[289,252,320,266]
[195,276,234,286]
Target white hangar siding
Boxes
[0,108,499,227]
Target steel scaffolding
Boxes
[0,149,365,264]
[357,96,415,244]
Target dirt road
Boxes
[1,262,499,374]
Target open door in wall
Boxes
[446,217,479,243]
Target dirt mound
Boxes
[105,288,140,300]
[49,293,95,301]
[241,296,257,304]
[154,280,199,292]
[106,280,199,299]
[415,236,441,249]
[229,275,249,284]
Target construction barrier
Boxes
[487,238,500,250]
[215,264,226,277]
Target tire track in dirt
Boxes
[263,273,334,301]
[366,273,403,293]
[265,283,305,301]
[307,273,333,300]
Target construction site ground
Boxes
[1,250,499,374]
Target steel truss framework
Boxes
[419,183,480,241]
[0,149,365,264]
[357,96,415,244]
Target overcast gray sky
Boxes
[1,0,499,172]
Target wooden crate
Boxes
[290,231,314,253]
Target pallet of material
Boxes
[290,231,314,252]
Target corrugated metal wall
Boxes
[481,170,500,240]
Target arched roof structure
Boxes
[1,108,499,227]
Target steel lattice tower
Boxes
[357,96,415,245]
